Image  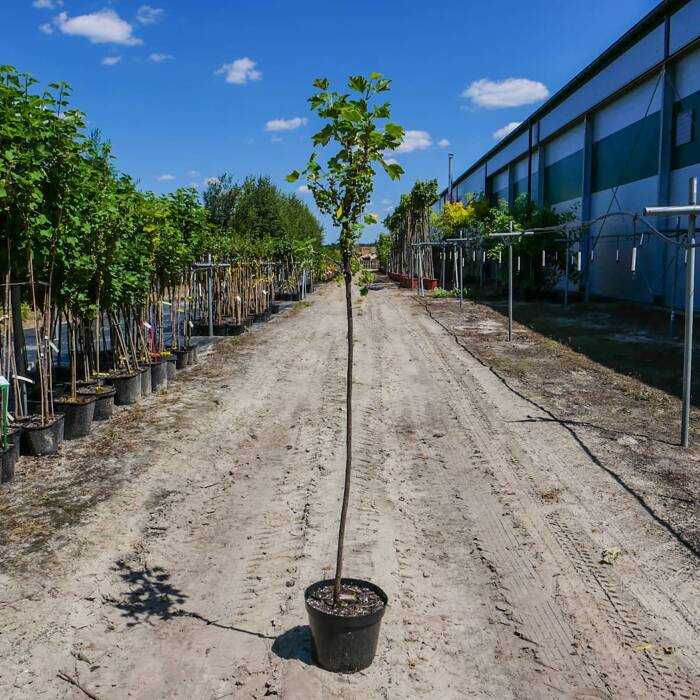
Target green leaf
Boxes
[286,170,300,183]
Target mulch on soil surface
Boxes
[307,583,385,617]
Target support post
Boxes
[564,236,570,306]
[508,241,513,342]
[459,231,464,310]
[682,177,697,448]
[207,252,214,338]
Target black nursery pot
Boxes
[55,395,96,440]
[150,359,168,392]
[23,414,65,456]
[108,372,142,406]
[1,444,17,483]
[270,302,280,315]
[305,578,388,673]
[164,356,177,381]
[78,385,116,421]
[187,344,198,365]
[175,349,189,370]
[139,366,152,397]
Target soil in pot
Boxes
[54,394,97,440]
[107,372,142,406]
[139,366,152,397]
[1,444,17,483]
[305,578,387,673]
[175,349,189,370]
[150,359,168,392]
[77,385,116,421]
[22,414,65,456]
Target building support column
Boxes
[581,113,594,303]
[659,16,674,305]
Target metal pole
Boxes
[681,177,697,447]
[417,246,424,297]
[459,231,463,310]
[448,153,454,203]
[207,252,214,338]
[508,241,513,342]
[441,246,446,289]
[564,236,570,306]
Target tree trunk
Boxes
[333,240,354,605]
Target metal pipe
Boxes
[207,252,214,338]
[459,230,464,310]
[508,241,513,342]
[682,177,697,447]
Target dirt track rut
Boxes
[0,281,698,699]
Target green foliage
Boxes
[385,178,438,234]
[203,174,323,266]
[375,232,392,271]
[288,73,404,263]
[431,287,462,298]
[357,268,375,296]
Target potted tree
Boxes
[288,73,404,672]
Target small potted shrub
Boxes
[288,73,404,672]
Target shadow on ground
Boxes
[108,560,275,639]
[271,625,317,666]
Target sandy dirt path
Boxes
[0,281,698,699]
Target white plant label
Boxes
[0,375,8,386]
[188,321,194,329]
[48,340,59,353]
[143,322,153,330]
[15,375,35,384]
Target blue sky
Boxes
[6,0,659,242]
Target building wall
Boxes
[441,0,700,308]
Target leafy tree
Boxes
[288,73,404,604]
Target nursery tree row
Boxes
[0,65,324,459]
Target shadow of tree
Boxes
[109,560,275,639]
[271,625,317,666]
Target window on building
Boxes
[675,109,694,147]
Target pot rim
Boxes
[304,577,388,624]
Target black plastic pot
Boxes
[165,356,177,381]
[150,359,168,392]
[7,426,22,466]
[305,578,388,673]
[108,372,142,406]
[139,366,152,397]
[23,415,65,456]
[187,345,198,365]
[270,302,280,315]
[78,385,116,421]
[55,395,96,440]
[1,444,16,483]
[253,312,266,323]
[244,316,254,328]
[175,349,189,370]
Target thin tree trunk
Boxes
[334,241,354,605]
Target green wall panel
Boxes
[592,112,660,192]
[544,150,583,205]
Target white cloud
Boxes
[39,22,53,34]
[462,78,549,109]
[33,0,62,9]
[55,9,142,46]
[215,57,261,85]
[437,138,450,148]
[148,52,174,62]
[205,177,220,186]
[188,170,201,178]
[385,158,400,166]
[394,130,433,154]
[297,185,310,194]
[381,198,392,205]
[493,121,522,140]
[101,56,122,66]
[136,5,164,25]
[265,117,307,132]
[154,173,175,182]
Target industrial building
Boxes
[438,0,700,306]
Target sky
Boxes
[5,0,660,242]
